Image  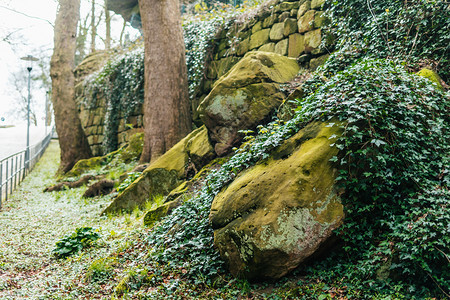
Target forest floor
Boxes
[0,141,148,299]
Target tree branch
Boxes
[0,5,54,28]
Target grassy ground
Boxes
[0,141,146,299]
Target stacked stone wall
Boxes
[77,0,330,156]
[198,0,330,97]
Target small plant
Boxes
[53,227,101,258]
[85,257,116,283]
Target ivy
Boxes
[323,0,450,81]
[83,47,145,154]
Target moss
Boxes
[119,132,144,163]
[143,200,181,227]
[416,68,443,90]
[210,121,345,279]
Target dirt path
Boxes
[0,141,138,299]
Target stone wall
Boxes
[198,0,329,98]
[74,52,144,156]
[77,0,330,156]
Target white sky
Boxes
[0,0,139,126]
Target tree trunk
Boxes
[90,0,96,53]
[138,0,192,163]
[50,0,92,173]
[105,5,111,50]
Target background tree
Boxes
[50,0,92,173]
[138,0,192,163]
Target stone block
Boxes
[250,28,270,49]
[297,0,311,19]
[252,21,262,33]
[262,14,278,28]
[279,11,290,22]
[304,28,322,53]
[259,43,276,53]
[237,37,250,56]
[288,33,305,57]
[311,0,325,9]
[284,18,298,36]
[290,9,298,17]
[275,39,289,56]
[279,1,299,10]
[298,10,315,33]
[270,23,285,41]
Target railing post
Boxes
[5,160,8,201]
[0,163,3,208]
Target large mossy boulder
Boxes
[209,121,344,280]
[102,126,215,214]
[198,51,300,156]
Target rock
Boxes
[118,132,144,163]
[252,21,262,33]
[106,0,140,28]
[262,14,278,28]
[275,39,289,56]
[288,33,305,57]
[209,121,344,280]
[102,126,215,213]
[283,18,298,36]
[269,23,285,42]
[304,28,322,53]
[297,0,311,19]
[416,68,444,90]
[309,54,330,70]
[278,11,291,23]
[311,0,326,9]
[143,199,182,227]
[198,51,300,156]
[237,38,250,56]
[259,43,276,53]
[298,10,315,33]
[250,29,270,49]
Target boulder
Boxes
[102,126,215,214]
[209,121,344,280]
[198,51,300,156]
[106,0,140,28]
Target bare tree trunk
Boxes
[138,0,192,163]
[105,4,111,50]
[50,0,92,173]
[119,18,126,47]
[90,0,96,53]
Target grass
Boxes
[0,141,146,299]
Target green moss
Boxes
[416,68,443,90]
[119,132,144,163]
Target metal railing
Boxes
[0,129,53,208]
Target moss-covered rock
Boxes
[416,68,444,90]
[102,126,215,214]
[250,29,270,49]
[270,22,285,42]
[298,10,315,33]
[209,121,344,280]
[143,199,182,227]
[199,51,300,156]
[259,43,276,53]
[118,132,144,163]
